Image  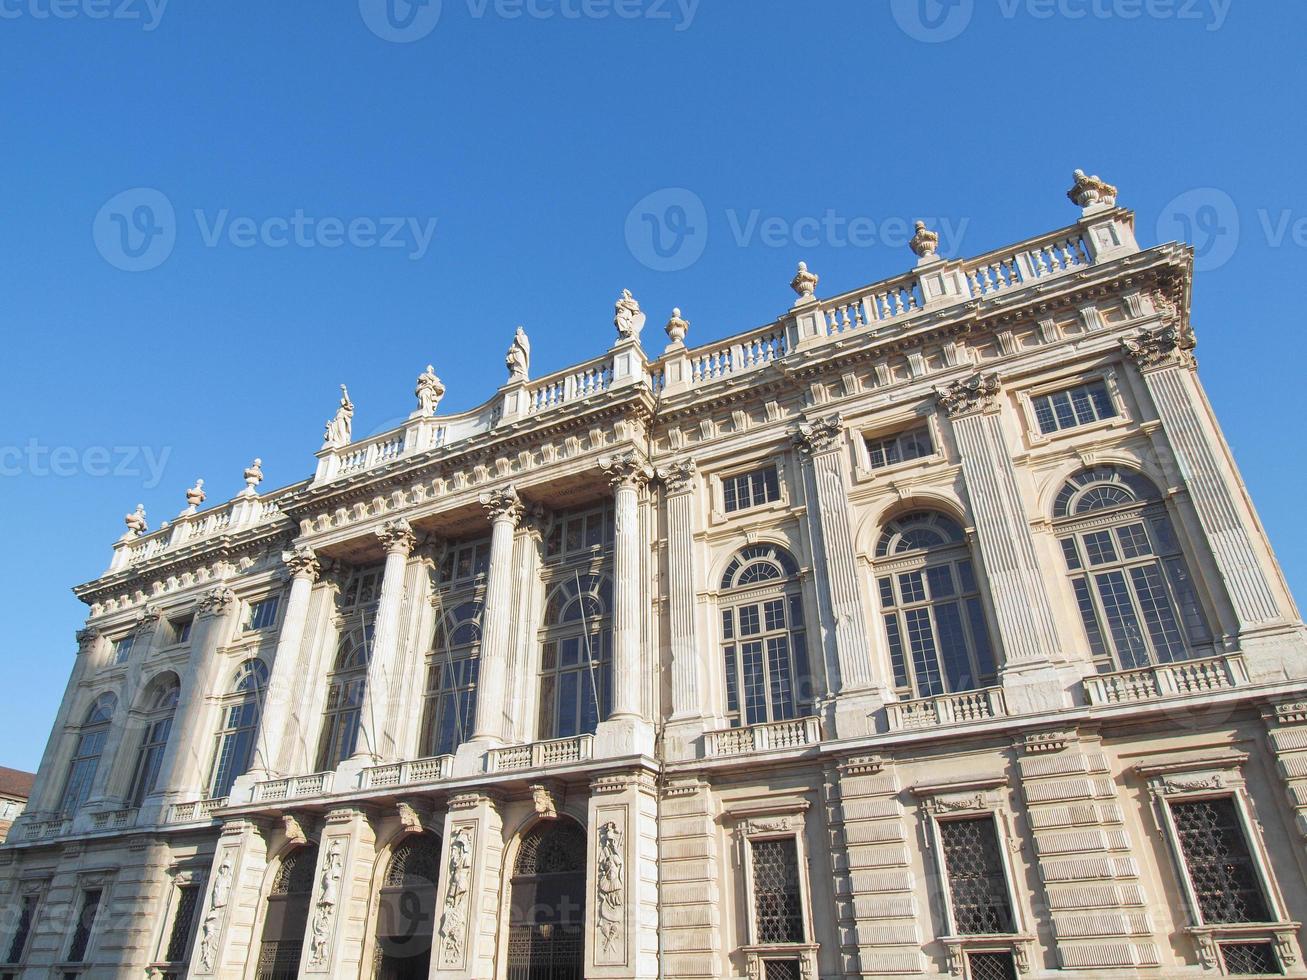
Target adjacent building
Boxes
[3,171,1306,980]
[0,770,34,845]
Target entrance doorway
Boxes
[506,820,587,980]
[254,843,318,980]
[375,832,441,980]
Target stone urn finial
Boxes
[183,479,206,515]
[242,458,264,496]
[910,220,940,263]
[124,503,147,537]
[665,308,689,346]
[1068,169,1119,212]
[790,261,819,306]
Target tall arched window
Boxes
[208,659,269,798]
[538,575,612,741]
[375,832,442,979]
[316,624,373,771]
[255,844,318,980]
[875,511,997,699]
[59,694,116,817]
[1054,467,1211,670]
[421,601,483,757]
[719,545,813,727]
[506,821,587,980]
[127,675,180,807]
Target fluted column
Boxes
[1123,321,1287,632]
[470,486,523,744]
[600,451,654,721]
[935,373,1067,712]
[659,459,703,723]
[249,546,320,779]
[354,518,417,762]
[24,629,101,817]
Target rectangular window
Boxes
[1169,797,1272,924]
[1220,942,1283,976]
[112,634,135,665]
[163,885,200,964]
[750,838,805,944]
[171,618,192,645]
[938,817,1016,934]
[5,894,37,963]
[967,951,1020,980]
[723,465,781,514]
[1031,379,1117,435]
[865,424,935,470]
[247,597,280,631]
[67,888,102,962]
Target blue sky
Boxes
[0,0,1301,771]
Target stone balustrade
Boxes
[21,817,71,841]
[166,797,229,824]
[252,771,335,802]
[89,808,137,832]
[359,755,454,790]
[1082,653,1250,707]
[703,716,822,757]
[488,735,595,773]
[885,687,1009,732]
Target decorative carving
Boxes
[135,604,163,627]
[910,220,940,260]
[596,820,625,953]
[183,479,207,514]
[124,503,148,536]
[656,458,697,495]
[322,384,354,449]
[930,793,988,814]
[376,517,417,556]
[282,814,308,846]
[598,450,653,491]
[415,364,446,417]
[839,755,885,776]
[790,261,819,303]
[1162,774,1224,794]
[479,485,523,525]
[531,784,559,820]
[1067,168,1118,210]
[665,307,689,345]
[198,854,234,973]
[741,814,804,836]
[505,326,531,381]
[283,545,321,581]
[613,288,646,341]
[439,826,474,965]
[1017,730,1075,754]
[792,413,844,456]
[242,458,264,494]
[1122,323,1196,370]
[934,372,1002,417]
[308,839,344,967]
[397,801,423,833]
[76,627,101,652]
[1273,701,1307,725]
[196,586,236,615]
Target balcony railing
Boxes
[360,755,454,790]
[704,717,822,757]
[89,808,137,832]
[488,735,594,773]
[167,797,229,824]
[252,771,335,802]
[21,817,71,841]
[885,687,1008,732]
[1083,653,1249,707]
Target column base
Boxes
[334,754,375,793]
[594,715,655,758]
[452,738,494,778]
[1239,624,1307,683]
[661,716,708,763]
[1000,658,1075,716]
[829,687,889,739]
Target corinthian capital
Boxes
[283,545,321,581]
[480,485,523,526]
[934,372,1002,418]
[656,458,697,495]
[197,586,238,616]
[377,518,417,557]
[76,628,101,653]
[792,413,845,456]
[1122,323,1196,371]
[598,450,653,491]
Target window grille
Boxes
[968,951,1019,980]
[163,885,200,963]
[1031,379,1117,434]
[723,465,780,513]
[67,889,102,962]
[1170,798,1271,924]
[254,941,303,980]
[5,895,36,963]
[751,839,804,944]
[1220,942,1282,975]
[938,817,1015,935]
[763,960,803,980]
[866,424,935,469]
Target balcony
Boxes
[885,687,1008,732]
[704,717,822,758]
[252,771,335,802]
[1083,653,1249,707]
[360,755,453,790]
[89,808,137,832]
[488,735,594,773]
[166,797,229,824]
[21,817,71,842]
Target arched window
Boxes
[208,659,269,799]
[538,575,612,741]
[255,843,318,980]
[719,544,812,727]
[316,624,373,771]
[376,832,442,978]
[58,694,116,817]
[1054,467,1211,670]
[874,511,997,699]
[421,601,483,757]
[127,675,180,807]
[506,821,587,980]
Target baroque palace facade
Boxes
[3,172,1307,980]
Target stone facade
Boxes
[3,172,1307,980]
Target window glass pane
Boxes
[1060,537,1083,571]
[739,605,761,637]
[720,609,734,640]
[884,616,909,689]
[787,595,805,629]
[741,642,766,725]
[934,602,975,692]
[898,571,926,604]
[763,599,785,632]
[722,647,739,720]
[1033,396,1058,434]
[164,886,200,963]
[1094,570,1150,669]
[1116,523,1153,559]
[957,559,977,593]
[926,565,955,599]
[878,577,895,608]
[1129,564,1188,663]
[556,673,579,738]
[904,608,944,697]
[1083,530,1119,566]
[1164,556,1212,645]
[766,637,795,720]
[1071,577,1109,659]
[965,598,996,678]
[1051,391,1076,429]
[938,818,1015,934]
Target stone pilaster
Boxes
[189,817,273,978]
[1014,730,1159,971]
[597,451,656,756]
[302,807,377,978]
[250,545,321,779]
[587,769,659,980]
[1262,699,1307,856]
[825,755,922,976]
[656,776,723,979]
[793,413,881,738]
[659,460,706,759]
[433,792,505,980]
[935,374,1069,714]
[468,486,522,749]
[24,629,100,817]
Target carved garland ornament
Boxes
[657,458,697,495]
[196,586,237,615]
[376,517,417,556]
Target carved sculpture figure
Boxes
[614,288,646,340]
[199,858,233,972]
[415,364,446,416]
[439,827,473,963]
[596,820,624,952]
[124,504,148,536]
[323,384,354,449]
[505,327,531,381]
[243,458,264,492]
[309,840,343,967]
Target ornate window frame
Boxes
[1017,369,1128,447]
[1138,754,1302,975]
[58,871,115,969]
[853,412,943,483]
[911,775,1034,977]
[2,877,47,968]
[724,800,819,980]
[148,864,207,975]
[709,457,790,527]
